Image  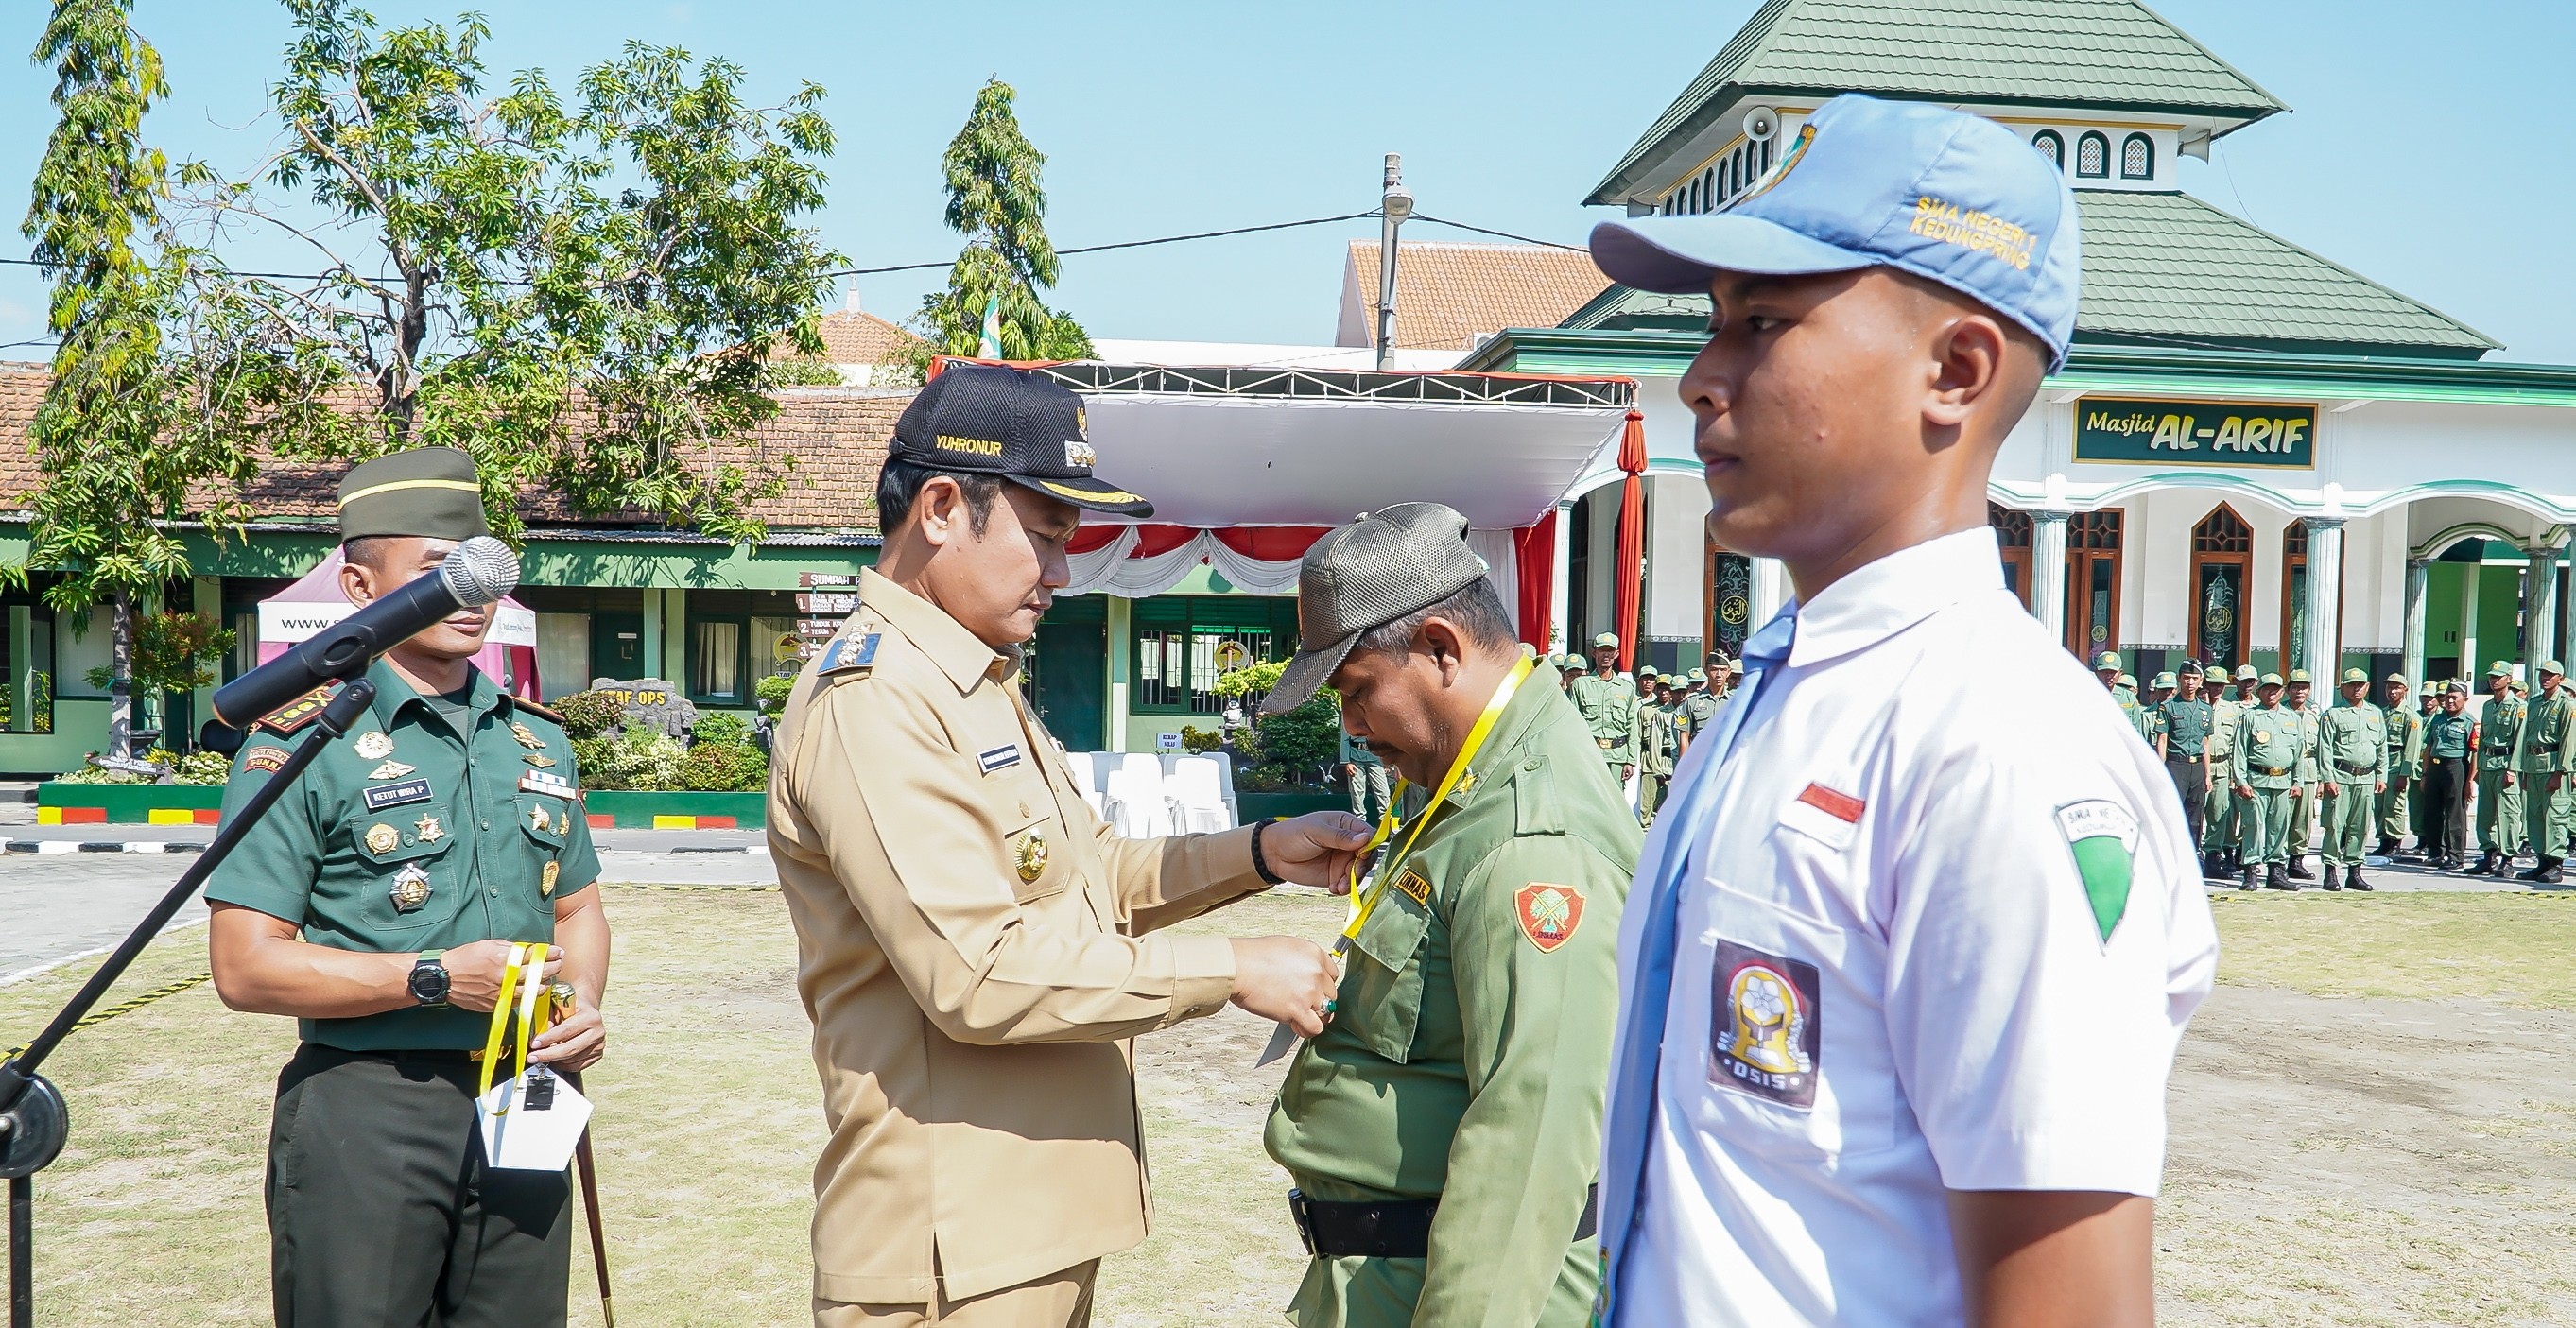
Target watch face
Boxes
[409,962,449,1004]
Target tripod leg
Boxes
[9,1174,29,1328]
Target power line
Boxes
[1409,215,1583,250]
[826,210,1384,276]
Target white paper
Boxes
[476,1072,592,1172]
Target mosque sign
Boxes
[2073,398,2317,469]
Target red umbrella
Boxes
[1612,409,1647,672]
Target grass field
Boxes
[1,887,2570,1325]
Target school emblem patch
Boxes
[1513,882,1584,953]
[1709,940,1821,1108]
[2055,799,2139,945]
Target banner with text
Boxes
[2074,398,2317,469]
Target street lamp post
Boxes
[1376,153,1411,371]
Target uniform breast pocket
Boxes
[341,802,461,932]
[999,803,1067,905]
[1340,889,1429,1064]
[1687,880,1897,1163]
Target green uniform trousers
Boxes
[2243,787,2298,866]
[2481,771,2528,854]
[2204,786,2246,856]
[1638,773,1667,825]
[2322,780,2376,867]
[2289,784,2317,857]
[2376,776,2411,843]
[1289,1238,1599,1328]
[2524,773,2573,860]
[1348,761,1392,826]
[268,1044,572,1328]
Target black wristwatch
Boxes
[407,950,451,1008]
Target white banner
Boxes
[260,598,539,647]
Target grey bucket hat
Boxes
[1260,502,1495,716]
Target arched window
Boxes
[1720,158,1733,201]
[2066,509,2123,657]
[2120,133,2153,180]
[1688,177,1701,214]
[1760,136,1772,173]
[2031,130,2065,169]
[1990,503,2033,609]
[1703,166,1716,209]
[2076,131,2109,179]
[2189,505,2251,671]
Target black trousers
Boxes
[269,1043,571,1328]
[2166,755,2207,847]
[2422,758,2468,862]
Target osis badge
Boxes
[354,732,395,760]
[1013,831,1049,883]
[1708,940,1822,1109]
[389,862,433,913]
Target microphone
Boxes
[210,536,522,732]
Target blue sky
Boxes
[2,1,2570,363]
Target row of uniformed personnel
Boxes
[2092,648,2576,892]
[1547,639,1735,826]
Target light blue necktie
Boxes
[1597,609,1796,1323]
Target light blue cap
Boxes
[1587,95,2081,369]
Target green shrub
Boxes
[680,741,769,792]
[571,721,688,791]
[1179,724,1223,754]
[691,711,751,747]
[754,674,796,715]
[176,750,231,785]
[1251,695,1341,786]
[555,690,627,740]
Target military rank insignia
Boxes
[1513,882,1586,953]
[389,863,433,913]
[510,722,546,750]
[1013,831,1049,882]
[540,860,561,898]
[256,688,337,737]
[820,633,881,676]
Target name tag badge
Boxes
[518,771,576,800]
[361,779,433,811]
[977,744,1022,776]
[476,1069,593,1172]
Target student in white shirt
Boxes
[1586,94,2219,1328]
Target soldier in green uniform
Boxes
[2514,660,2576,883]
[204,446,610,1327]
[2316,668,2387,891]
[1569,632,1639,806]
[2422,683,2475,869]
[2231,673,2302,890]
[2093,650,2135,722]
[2375,673,2423,858]
[1341,728,1391,828]
[1635,679,1678,826]
[2159,664,2213,857]
[1258,503,1639,1328]
[2201,664,2246,879]
[1677,668,1720,757]
[2470,662,2527,875]
[2282,669,2323,879]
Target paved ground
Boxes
[0,836,780,982]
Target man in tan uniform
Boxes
[769,365,1370,1328]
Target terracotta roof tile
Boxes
[0,362,908,536]
[810,309,924,365]
[1346,241,1609,352]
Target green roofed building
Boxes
[1462,0,2576,696]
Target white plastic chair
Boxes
[1061,750,1104,817]
[1167,755,1234,832]
[1103,767,1175,838]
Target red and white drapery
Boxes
[1063,517,1559,654]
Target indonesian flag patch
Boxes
[1514,882,1585,953]
[2055,799,2140,945]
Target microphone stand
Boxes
[0,678,375,1328]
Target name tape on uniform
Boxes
[518,770,576,800]
[361,778,434,811]
[977,744,1021,776]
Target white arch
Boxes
[1988,474,2576,526]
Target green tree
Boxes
[16,0,263,757]
[175,2,844,543]
[911,78,1093,364]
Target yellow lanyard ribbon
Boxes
[1336,656,1535,950]
[477,942,552,1104]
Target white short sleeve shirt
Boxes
[1615,526,2218,1328]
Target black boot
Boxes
[2265,864,2297,890]
[2346,866,2374,891]
[2204,852,2228,881]
[2517,858,2548,881]
[2464,851,2494,876]
[2540,857,2565,885]
[2239,867,2258,891]
[2375,836,2400,858]
[2322,865,2343,891]
[2287,854,2313,880]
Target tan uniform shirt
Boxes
[769,568,1268,1304]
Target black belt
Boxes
[2334,760,2377,776]
[1290,1184,1598,1258]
